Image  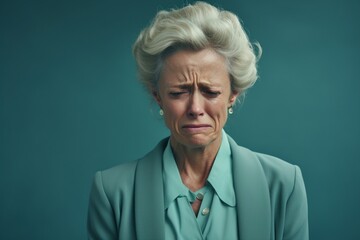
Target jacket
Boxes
[87,135,309,240]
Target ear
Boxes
[152,90,162,106]
[228,90,239,106]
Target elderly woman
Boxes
[87,2,308,240]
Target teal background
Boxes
[0,0,359,239]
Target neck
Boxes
[170,136,222,192]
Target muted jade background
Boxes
[1,0,359,239]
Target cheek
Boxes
[208,100,229,124]
[164,103,180,116]
[218,108,228,123]
[163,102,185,124]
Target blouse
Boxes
[163,130,239,239]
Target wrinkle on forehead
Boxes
[160,48,229,87]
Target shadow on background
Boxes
[1,0,359,239]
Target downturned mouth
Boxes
[182,124,211,128]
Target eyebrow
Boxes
[170,82,218,89]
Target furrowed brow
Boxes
[198,82,219,89]
[172,84,192,89]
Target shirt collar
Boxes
[207,129,236,207]
[162,129,236,209]
[162,140,188,209]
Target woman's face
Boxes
[155,48,238,149]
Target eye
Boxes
[169,91,188,97]
[203,90,221,98]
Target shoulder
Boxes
[101,160,139,182]
[94,137,169,198]
[92,160,139,201]
[255,151,297,181]
[101,160,139,188]
[255,151,301,195]
[228,135,303,197]
[88,160,141,239]
[231,144,309,238]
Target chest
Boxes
[164,191,238,240]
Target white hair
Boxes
[133,1,261,96]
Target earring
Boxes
[228,106,233,114]
[159,109,164,116]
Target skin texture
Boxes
[154,48,238,203]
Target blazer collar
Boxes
[134,136,271,240]
[228,135,271,240]
[134,138,168,240]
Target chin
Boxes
[179,134,218,149]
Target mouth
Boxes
[182,124,211,128]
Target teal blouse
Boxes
[163,130,238,239]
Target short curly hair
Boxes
[133,1,261,96]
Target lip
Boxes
[182,124,211,128]
[181,124,212,135]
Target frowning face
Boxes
[154,48,238,150]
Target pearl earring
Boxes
[159,109,164,116]
[228,107,233,114]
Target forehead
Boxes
[160,48,230,86]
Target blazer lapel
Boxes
[134,138,168,240]
[228,136,271,240]
[133,135,271,239]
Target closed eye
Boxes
[203,90,221,98]
[169,91,188,97]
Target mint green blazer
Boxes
[87,135,308,240]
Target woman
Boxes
[87,2,308,240]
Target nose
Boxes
[187,91,204,118]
